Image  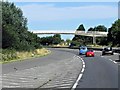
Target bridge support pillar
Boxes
[93,36,96,46]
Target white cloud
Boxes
[18,4,117,22]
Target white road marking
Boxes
[113,61,117,64]
[83,62,85,65]
[83,65,85,68]
[109,59,118,64]
[81,68,85,73]
[71,56,85,90]
[114,53,119,55]
[71,74,82,90]
[109,59,113,62]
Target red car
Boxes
[86,50,94,57]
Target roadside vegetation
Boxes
[2,1,50,63]
[71,20,120,47]
[2,1,120,63]
[1,48,50,63]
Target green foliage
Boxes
[40,36,53,45]
[88,27,94,31]
[2,1,41,51]
[77,24,85,31]
[94,25,107,32]
[66,39,71,45]
[72,24,92,46]
[107,19,120,46]
[2,49,18,61]
[72,24,109,46]
[1,48,50,62]
[40,34,62,45]
[53,34,61,45]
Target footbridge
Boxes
[31,30,108,37]
[31,30,108,44]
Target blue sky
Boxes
[13,2,118,40]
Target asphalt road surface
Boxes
[2,48,82,89]
[1,48,119,90]
[2,48,78,74]
[76,51,119,90]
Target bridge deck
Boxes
[31,30,108,37]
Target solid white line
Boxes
[71,74,83,90]
[71,56,85,90]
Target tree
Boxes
[88,27,94,31]
[2,1,41,51]
[40,34,62,45]
[40,36,53,45]
[72,24,93,46]
[94,25,107,32]
[77,24,85,31]
[107,19,120,46]
[91,25,107,45]
[66,39,71,45]
[53,34,61,45]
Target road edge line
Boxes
[71,56,85,90]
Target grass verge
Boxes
[0,48,51,64]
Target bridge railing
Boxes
[75,31,108,37]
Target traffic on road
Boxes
[1,48,119,90]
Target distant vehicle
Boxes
[79,46,88,55]
[86,50,94,57]
[102,47,114,55]
[69,43,76,48]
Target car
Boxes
[86,50,94,57]
[79,46,88,55]
[102,47,114,55]
[69,43,76,48]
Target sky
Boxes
[9,1,118,40]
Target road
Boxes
[75,51,119,90]
[2,48,77,74]
[2,48,82,89]
[1,48,119,90]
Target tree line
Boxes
[2,1,120,52]
[2,1,41,51]
[71,20,120,47]
[40,34,62,46]
[2,1,63,51]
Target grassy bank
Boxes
[1,48,51,64]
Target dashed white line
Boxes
[82,62,85,65]
[81,68,85,73]
[109,59,112,61]
[83,65,85,68]
[113,61,117,64]
[108,59,118,64]
[71,56,85,90]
